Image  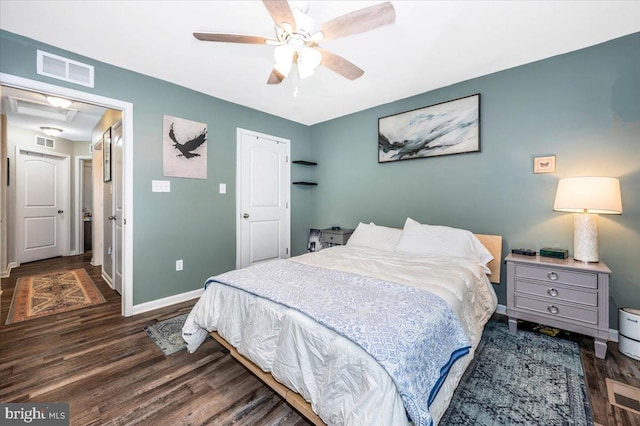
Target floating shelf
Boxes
[293,160,317,186]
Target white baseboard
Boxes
[132,288,204,316]
[494,303,619,342]
[1,262,19,278]
[102,272,113,289]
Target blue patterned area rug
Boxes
[144,313,189,356]
[441,320,593,425]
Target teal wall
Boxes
[0,30,313,305]
[2,29,638,328]
[309,32,640,328]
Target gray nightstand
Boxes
[320,228,354,247]
[505,253,611,359]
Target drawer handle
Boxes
[547,305,559,314]
[547,272,558,281]
[547,288,558,297]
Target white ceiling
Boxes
[0,86,106,142]
[1,1,639,126]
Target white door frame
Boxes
[1,73,135,317]
[235,128,291,269]
[15,146,70,262]
[75,155,92,255]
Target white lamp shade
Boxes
[273,44,295,77]
[292,8,315,34]
[297,47,322,79]
[553,177,622,214]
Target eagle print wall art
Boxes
[163,115,207,179]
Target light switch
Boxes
[219,183,226,194]
[152,180,170,192]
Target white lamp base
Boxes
[573,213,599,262]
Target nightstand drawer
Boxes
[322,233,348,244]
[515,280,598,307]
[506,254,610,359]
[515,264,597,289]
[321,230,352,245]
[514,294,598,325]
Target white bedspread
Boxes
[183,246,497,425]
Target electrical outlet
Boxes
[176,259,183,271]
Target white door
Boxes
[16,148,69,263]
[237,129,290,269]
[102,129,113,285]
[113,122,124,294]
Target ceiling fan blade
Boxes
[321,1,395,41]
[262,0,297,32]
[318,49,364,80]
[266,69,285,85]
[193,33,270,44]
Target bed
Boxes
[183,218,501,425]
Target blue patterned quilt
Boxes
[206,259,470,426]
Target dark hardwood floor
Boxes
[578,336,640,425]
[1,254,639,425]
[0,254,310,425]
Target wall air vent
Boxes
[37,50,94,88]
[36,136,55,149]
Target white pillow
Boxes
[394,217,493,265]
[346,222,402,252]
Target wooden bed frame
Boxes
[210,234,502,425]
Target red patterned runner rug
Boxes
[6,269,106,325]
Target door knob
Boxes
[108,215,117,220]
[58,210,64,214]
[243,213,250,219]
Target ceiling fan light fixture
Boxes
[274,44,295,77]
[292,8,314,34]
[297,63,314,80]
[281,22,294,35]
[40,126,63,137]
[297,46,322,79]
[46,96,72,109]
[195,1,396,84]
[309,31,324,43]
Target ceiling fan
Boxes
[194,1,396,84]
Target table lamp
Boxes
[553,176,622,262]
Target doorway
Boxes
[236,128,291,269]
[76,156,93,255]
[15,147,70,264]
[0,73,134,316]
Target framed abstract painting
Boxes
[378,94,480,163]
